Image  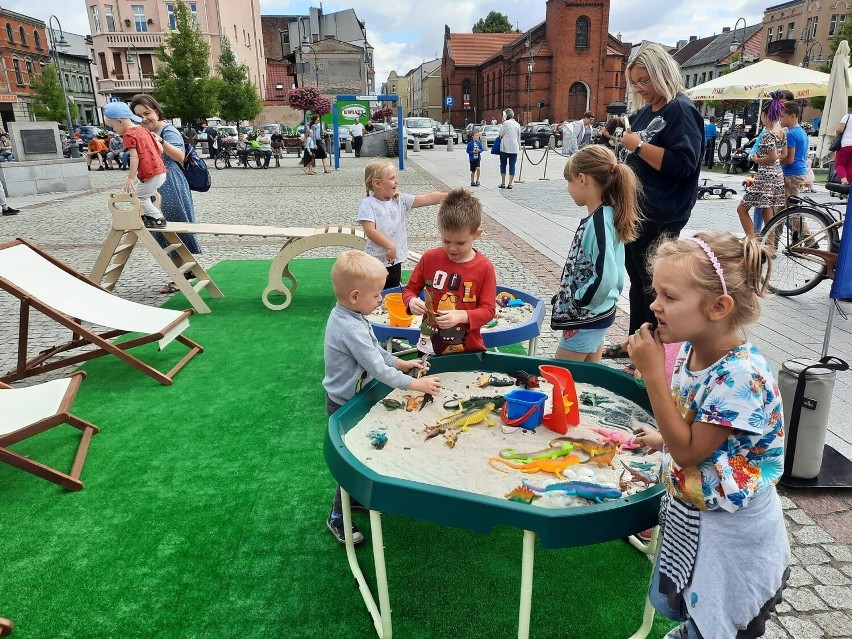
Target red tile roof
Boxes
[448,33,522,66]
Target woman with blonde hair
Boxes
[601,42,704,359]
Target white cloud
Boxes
[4,1,91,36]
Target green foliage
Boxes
[212,36,262,124]
[31,64,79,123]
[472,11,513,34]
[153,0,218,121]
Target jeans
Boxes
[624,218,689,333]
[499,151,517,176]
[649,561,701,638]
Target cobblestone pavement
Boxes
[1,149,851,637]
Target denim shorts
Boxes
[557,327,609,353]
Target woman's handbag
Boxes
[829,131,844,152]
[490,136,501,155]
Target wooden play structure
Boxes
[91,194,369,313]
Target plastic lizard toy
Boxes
[521,479,623,503]
[589,426,640,451]
[424,402,497,440]
[498,442,574,464]
[488,453,583,479]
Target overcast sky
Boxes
[13,0,768,86]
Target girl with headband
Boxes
[628,231,789,639]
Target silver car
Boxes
[404,117,435,149]
[481,125,501,147]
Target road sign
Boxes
[445,96,454,107]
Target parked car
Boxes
[434,123,459,144]
[464,123,484,142]
[371,122,388,132]
[260,123,285,135]
[337,125,352,146]
[481,125,501,147]
[520,124,561,149]
[217,125,238,146]
[404,117,435,148]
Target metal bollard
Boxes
[548,134,555,150]
[447,137,454,151]
[413,137,420,152]
[345,138,353,154]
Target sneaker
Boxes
[141,215,167,229]
[664,623,690,639]
[2,207,18,216]
[327,515,365,546]
[475,181,480,186]
[471,181,476,186]
[97,166,104,171]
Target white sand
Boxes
[344,371,663,509]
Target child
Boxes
[357,160,447,289]
[804,155,817,192]
[323,250,441,545]
[301,134,316,175]
[466,130,484,186]
[553,145,640,362]
[103,102,167,229]
[628,231,790,639]
[737,94,786,236]
[403,189,496,355]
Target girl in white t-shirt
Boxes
[357,160,447,289]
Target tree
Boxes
[31,65,79,123]
[212,36,262,124]
[472,11,513,34]
[153,0,218,122]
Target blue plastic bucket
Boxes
[501,389,548,430]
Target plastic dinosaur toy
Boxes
[432,402,497,432]
[629,460,658,471]
[619,460,657,486]
[476,374,514,388]
[380,398,403,410]
[444,430,458,448]
[552,437,618,468]
[510,370,540,389]
[590,426,640,451]
[505,485,539,504]
[442,395,506,410]
[522,479,623,503]
[403,394,424,412]
[498,442,574,464]
[488,453,583,479]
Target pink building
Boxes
[86,0,264,104]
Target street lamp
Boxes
[300,40,320,89]
[125,42,144,94]
[802,41,824,67]
[728,17,748,68]
[526,34,533,123]
[47,15,79,157]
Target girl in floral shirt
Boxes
[628,231,789,639]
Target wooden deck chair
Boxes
[0,372,98,491]
[0,239,203,386]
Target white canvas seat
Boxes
[0,239,203,385]
[0,372,98,491]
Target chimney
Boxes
[722,27,730,33]
[677,39,687,50]
[689,36,697,42]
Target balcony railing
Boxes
[97,76,155,93]
[102,33,164,46]
[766,39,796,55]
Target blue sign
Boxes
[109,96,122,103]
[445,96,454,107]
[830,198,852,300]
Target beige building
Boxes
[763,0,847,69]
[380,70,410,115]
[86,0,264,104]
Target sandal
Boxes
[601,342,629,359]
[159,282,179,294]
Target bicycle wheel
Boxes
[214,151,230,170]
[759,207,838,296]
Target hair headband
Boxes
[690,237,728,295]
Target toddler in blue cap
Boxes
[103,101,167,228]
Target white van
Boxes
[404,117,435,149]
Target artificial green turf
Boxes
[0,259,675,638]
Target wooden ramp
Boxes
[91,193,369,313]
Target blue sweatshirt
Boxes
[466,139,484,162]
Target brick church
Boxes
[441,0,629,127]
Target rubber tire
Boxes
[759,207,838,296]
[533,139,541,149]
[723,190,734,199]
[700,191,710,199]
[717,137,732,164]
[214,153,229,170]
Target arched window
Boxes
[19,26,27,45]
[5,23,13,43]
[25,59,34,84]
[34,30,41,49]
[575,16,590,49]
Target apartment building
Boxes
[87,0,264,103]
[0,8,48,130]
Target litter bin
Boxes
[779,356,848,479]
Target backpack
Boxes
[181,140,211,192]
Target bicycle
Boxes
[758,185,846,296]
[213,146,263,170]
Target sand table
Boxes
[344,371,662,509]
[369,297,535,332]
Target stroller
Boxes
[725,137,756,174]
[825,160,849,200]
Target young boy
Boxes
[323,250,441,545]
[466,130,483,186]
[103,102,167,229]
[403,189,496,355]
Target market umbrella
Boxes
[684,59,829,101]
[816,40,851,162]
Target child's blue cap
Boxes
[103,102,142,123]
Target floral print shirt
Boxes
[661,342,784,513]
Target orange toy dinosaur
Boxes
[551,437,619,469]
[488,454,583,479]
